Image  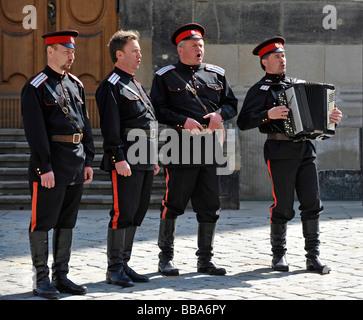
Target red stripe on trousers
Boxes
[161,168,170,219]
[267,159,277,224]
[30,182,38,232]
[111,170,120,229]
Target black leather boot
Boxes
[122,226,149,282]
[106,228,134,287]
[29,231,60,299]
[158,218,179,276]
[270,224,289,271]
[303,219,331,274]
[196,223,226,276]
[52,228,87,295]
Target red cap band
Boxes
[175,29,203,45]
[45,35,76,45]
[258,42,284,58]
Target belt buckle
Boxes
[72,133,81,144]
[293,136,307,143]
[200,124,208,134]
[150,128,156,139]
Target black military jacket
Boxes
[237,73,295,133]
[150,60,237,127]
[150,60,237,167]
[21,65,95,185]
[237,73,315,161]
[96,67,156,172]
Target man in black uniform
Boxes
[237,37,342,274]
[150,23,237,276]
[21,30,95,299]
[96,30,159,288]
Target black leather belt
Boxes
[50,133,83,144]
[267,133,307,142]
[267,133,291,141]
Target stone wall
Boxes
[118,0,363,202]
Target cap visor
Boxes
[60,43,76,49]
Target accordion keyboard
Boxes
[327,89,336,131]
[278,91,296,136]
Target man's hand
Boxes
[183,117,204,135]
[84,166,93,184]
[330,107,342,124]
[203,112,223,133]
[268,105,290,119]
[40,171,55,189]
[115,160,132,177]
[154,163,160,175]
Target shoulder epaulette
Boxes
[30,72,48,88]
[205,64,225,76]
[156,65,176,76]
[260,85,270,91]
[108,72,121,85]
[68,73,84,88]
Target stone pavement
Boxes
[0,201,362,303]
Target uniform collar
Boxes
[114,66,134,80]
[44,65,66,81]
[177,60,202,71]
[265,72,286,83]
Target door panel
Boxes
[58,0,118,128]
[0,0,47,127]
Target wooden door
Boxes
[0,0,47,127]
[0,0,118,128]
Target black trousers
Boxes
[109,169,154,229]
[267,156,323,224]
[160,166,220,223]
[29,182,83,232]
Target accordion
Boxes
[277,82,336,140]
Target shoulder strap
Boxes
[43,81,83,134]
[30,72,48,88]
[205,64,225,76]
[156,65,176,76]
[108,72,121,85]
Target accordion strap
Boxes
[171,70,210,114]
[256,77,301,87]
[118,80,156,120]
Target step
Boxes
[0,167,28,180]
[0,141,103,154]
[0,181,29,195]
[0,166,165,183]
[0,167,110,180]
[0,195,31,210]
[0,153,104,167]
[0,129,26,141]
[0,176,165,194]
[0,154,29,167]
[0,194,163,210]
[0,141,30,154]
[0,128,105,141]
